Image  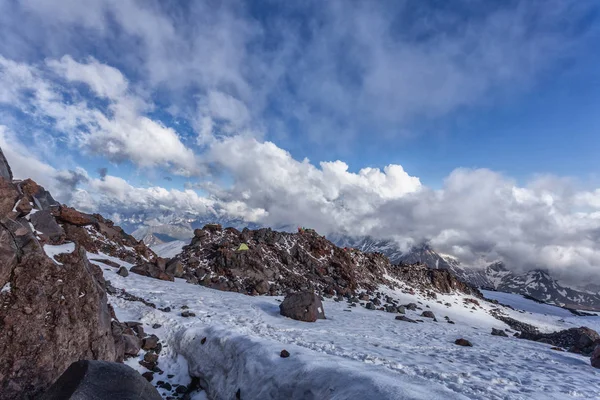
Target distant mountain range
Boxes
[327,237,600,311]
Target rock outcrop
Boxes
[170,224,481,298]
[0,147,157,399]
[519,327,600,355]
[279,291,326,322]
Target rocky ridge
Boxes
[166,224,482,299]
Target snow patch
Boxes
[43,243,76,265]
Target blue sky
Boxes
[1,0,600,283]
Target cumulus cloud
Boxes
[0,55,198,174]
[0,1,599,287]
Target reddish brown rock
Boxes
[15,198,32,217]
[0,222,120,399]
[455,338,473,347]
[55,206,98,226]
[279,291,325,322]
[130,262,174,282]
[0,177,19,218]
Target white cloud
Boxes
[0,55,198,174]
[47,55,128,100]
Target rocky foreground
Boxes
[0,148,162,399]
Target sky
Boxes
[1,0,600,285]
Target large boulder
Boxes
[130,262,174,282]
[40,360,162,400]
[279,291,325,322]
[165,258,184,278]
[0,218,121,399]
[55,206,98,226]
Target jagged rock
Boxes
[0,221,120,398]
[385,305,397,313]
[122,334,142,356]
[591,346,600,368]
[550,347,564,352]
[117,266,129,277]
[395,315,417,323]
[55,206,97,226]
[280,349,290,358]
[165,258,184,278]
[491,328,508,337]
[365,302,376,310]
[455,338,473,347]
[30,210,65,242]
[404,303,418,311]
[142,335,160,351]
[15,198,32,217]
[40,360,162,400]
[421,311,435,319]
[0,176,19,217]
[19,179,59,211]
[279,291,325,322]
[144,352,159,363]
[519,327,599,356]
[130,262,174,282]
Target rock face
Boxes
[0,147,159,399]
[389,263,481,297]
[279,291,326,322]
[40,360,162,400]
[0,212,120,398]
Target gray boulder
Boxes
[279,291,325,322]
[491,328,508,337]
[30,210,65,242]
[421,311,435,319]
[40,360,162,400]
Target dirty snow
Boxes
[42,242,75,265]
[102,257,600,400]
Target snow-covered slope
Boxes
[399,245,600,310]
[151,240,188,259]
[102,259,600,400]
[328,234,404,263]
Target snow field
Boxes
[99,256,600,400]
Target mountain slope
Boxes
[399,244,600,310]
[327,233,404,263]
